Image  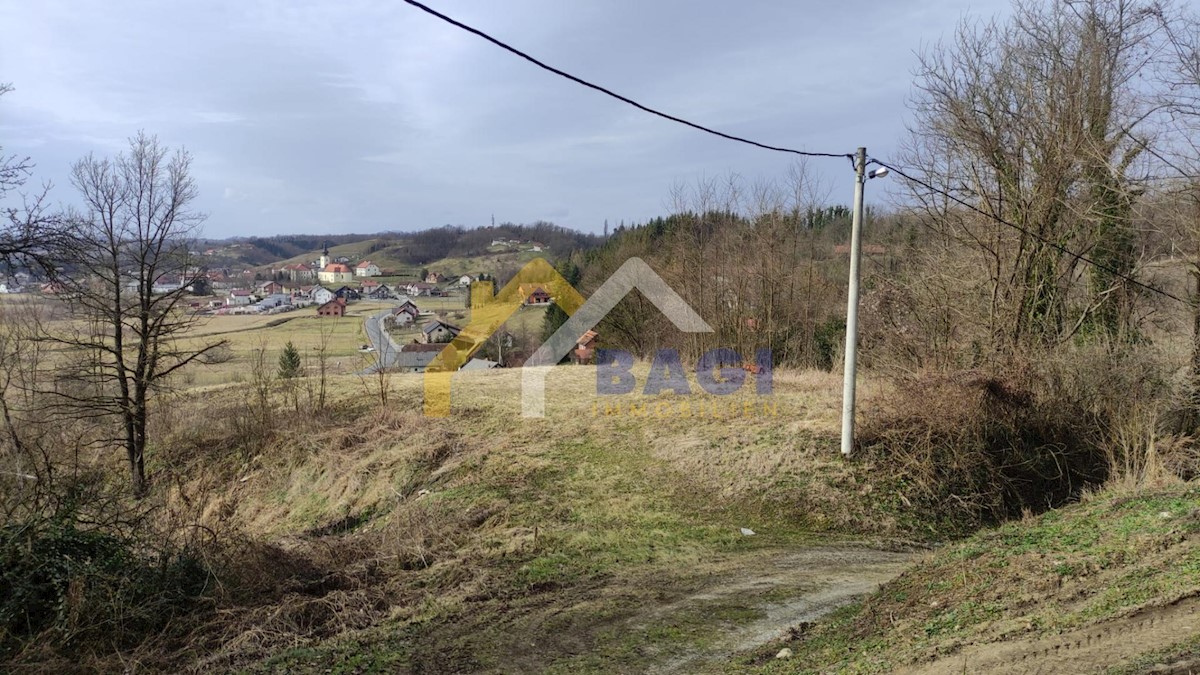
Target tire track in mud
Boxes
[640,547,914,674]
[898,594,1200,675]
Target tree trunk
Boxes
[1192,268,1200,384]
[127,434,146,498]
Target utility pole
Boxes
[840,147,867,457]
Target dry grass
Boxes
[55,363,910,671]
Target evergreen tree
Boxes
[278,341,302,379]
[542,258,582,344]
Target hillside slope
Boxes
[733,484,1200,674]
[129,368,920,674]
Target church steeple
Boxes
[318,241,330,270]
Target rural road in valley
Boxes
[362,307,403,373]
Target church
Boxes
[316,244,354,284]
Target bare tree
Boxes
[1144,8,1200,419]
[0,83,63,276]
[53,132,226,497]
[901,0,1169,352]
[304,319,336,414]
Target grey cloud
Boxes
[1,0,1012,237]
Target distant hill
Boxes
[209,223,605,276]
[194,233,398,269]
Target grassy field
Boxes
[150,330,1200,673]
[15,290,1198,673]
[171,301,397,387]
[135,362,913,673]
[20,291,547,389]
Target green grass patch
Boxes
[732,484,1200,673]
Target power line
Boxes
[399,0,1187,306]
[870,157,1189,305]
[400,0,852,162]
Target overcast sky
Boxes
[1,0,1012,238]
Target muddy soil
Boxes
[638,547,915,673]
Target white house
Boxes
[227,289,255,306]
[152,278,185,295]
[458,275,473,286]
[318,263,354,285]
[461,358,499,371]
[421,319,461,344]
[310,286,336,305]
[355,260,381,277]
[402,282,436,296]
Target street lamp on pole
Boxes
[840,149,887,457]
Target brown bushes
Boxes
[857,347,1184,531]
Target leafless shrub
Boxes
[858,346,1169,529]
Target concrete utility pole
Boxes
[840,148,868,457]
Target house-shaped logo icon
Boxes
[423,257,712,417]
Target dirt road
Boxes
[637,546,915,673]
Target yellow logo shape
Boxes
[423,258,585,416]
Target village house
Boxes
[257,280,284,296]
[394,343,451,373]
[355,260,381,277]
[310,286,336,305]
[318,263,354,284]
[573,330,598,364]
[365,283,393,300]
[420,319,461,344]
[402,281,437,297]
[316,297,346,317]
[458,275,473,286]
[149,273,190,295]
[461,358,499,371]
[333,285,360,301]
[258,293,292,310]
[276,264,315,282]
[390,298,420,325]
[227,289,255,306]
[288,286,315,306]
[425,271,442,283]
[518,283,552,306]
